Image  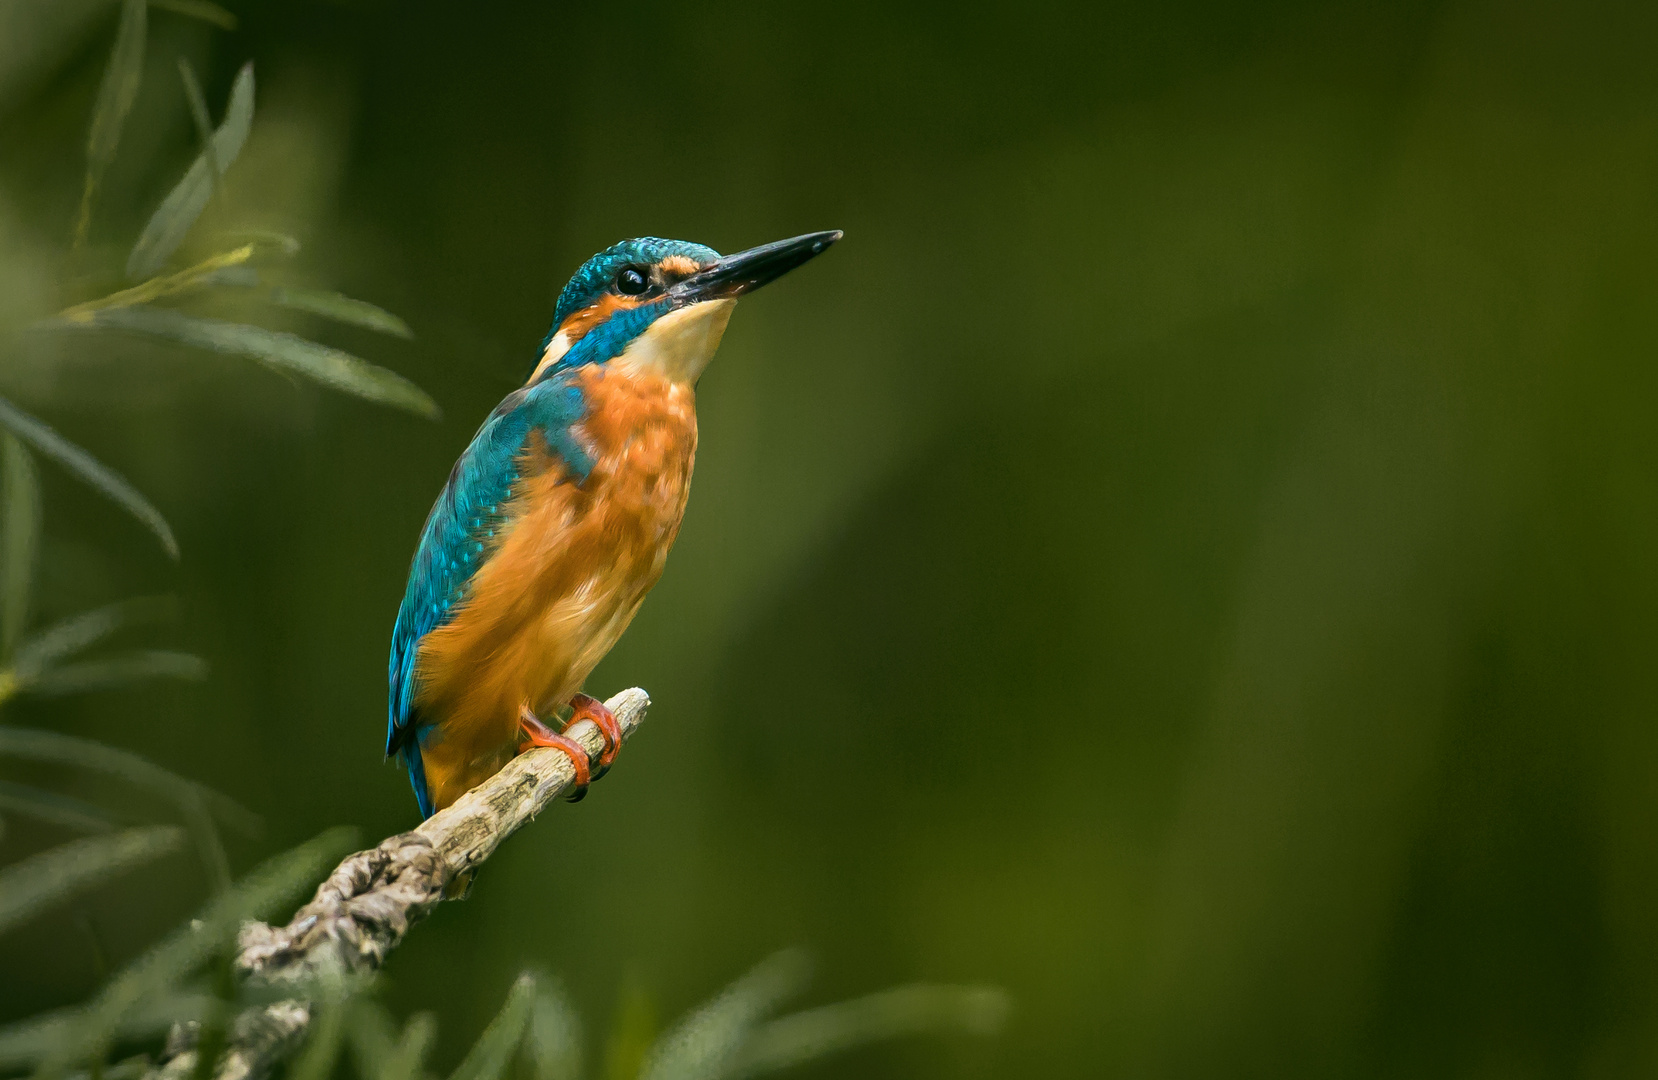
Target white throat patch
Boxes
[610,299,737,384]
[528,329,573,383]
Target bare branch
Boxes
[148,688,650,1080]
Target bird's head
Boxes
[529,230,841,385]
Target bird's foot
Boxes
[518,703,592,802]
[569,692,622,777]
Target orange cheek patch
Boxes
[659,255,701,277]
[557,294,643,343]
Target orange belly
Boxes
[413,364,696,810]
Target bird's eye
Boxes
[616,267,648,295]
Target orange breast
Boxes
[412,364,696,810]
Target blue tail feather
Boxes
[402,737,434,819]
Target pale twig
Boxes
[148,688,650,1080]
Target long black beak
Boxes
[673,230,842,303]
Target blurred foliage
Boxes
[1,0,1657,1078]
[0,5,1009,1078]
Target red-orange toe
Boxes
[518,703,591,800]
[569,692,622,772]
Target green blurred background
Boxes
[4,0,1658,1076]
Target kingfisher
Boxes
[387,230,841,817]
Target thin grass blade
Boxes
[0,826,182,937]
[269,287,414,338]
[127,61,254,278]
[0,993,207,1071]
[1,434,40,663]
[345,998,398,1078]
[65,308,439,418]
[639,951,812,1080]
[0,726,258,836]
[0,725,231,892]
[729,984,1010,1078]
[604,983,657,1080]
[11,596,177,680]
[63,1053,151,1080]
[184,960,238,1080]
[210,61,255,172]
[75,0,147,247]
[203,265,260,288]
[217,230,300,256]
[448,973,537,1080]
[176,58,215,159]
[178,781,231,894]
[288,975,352,1080]
[149,0,237,31]
[379,1012,436,1080]
[24,650,207,696]
[528,981,582,1080]
[58,244,256,319]
[0,782,117,834]
[0,397,177,559]
[30,826,357,1080]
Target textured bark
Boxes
[146,687,650,1080]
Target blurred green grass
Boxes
[2,0,1657,1077]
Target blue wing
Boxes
[387,373,595,816]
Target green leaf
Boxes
[528,982,583,1080]
[639,951,811,1080]
[64,1053,151,1080]
[217,230,300,257]
[288,975,353,1080]
[346,1000,439,1080]
[11,596,177,681]
[0,994,208,1070]
[203,265,260,288]
[176,58,215,160]
[604,983,656,1080]
[127,61,255,278]
[149,0,238,31]
[0,397,177,560]
[75,0,147,247]
[30,827,357,1080]
[59,244,258,319]
[0,725,256,894]
[383,1013,438,1080]
[729,985,1010,1078]
[66,308,440,418]
[23,649,207,697]
[0,826,183,937]
[1,433,40,662]
[448,973,537,1080]
[86,0,149,169]
[0,782,118,833]
[270,286,415,338]
[181,775,238,893]
[0,726,256,835]
[345,999,398,1077]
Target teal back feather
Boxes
[387,373,593,816]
